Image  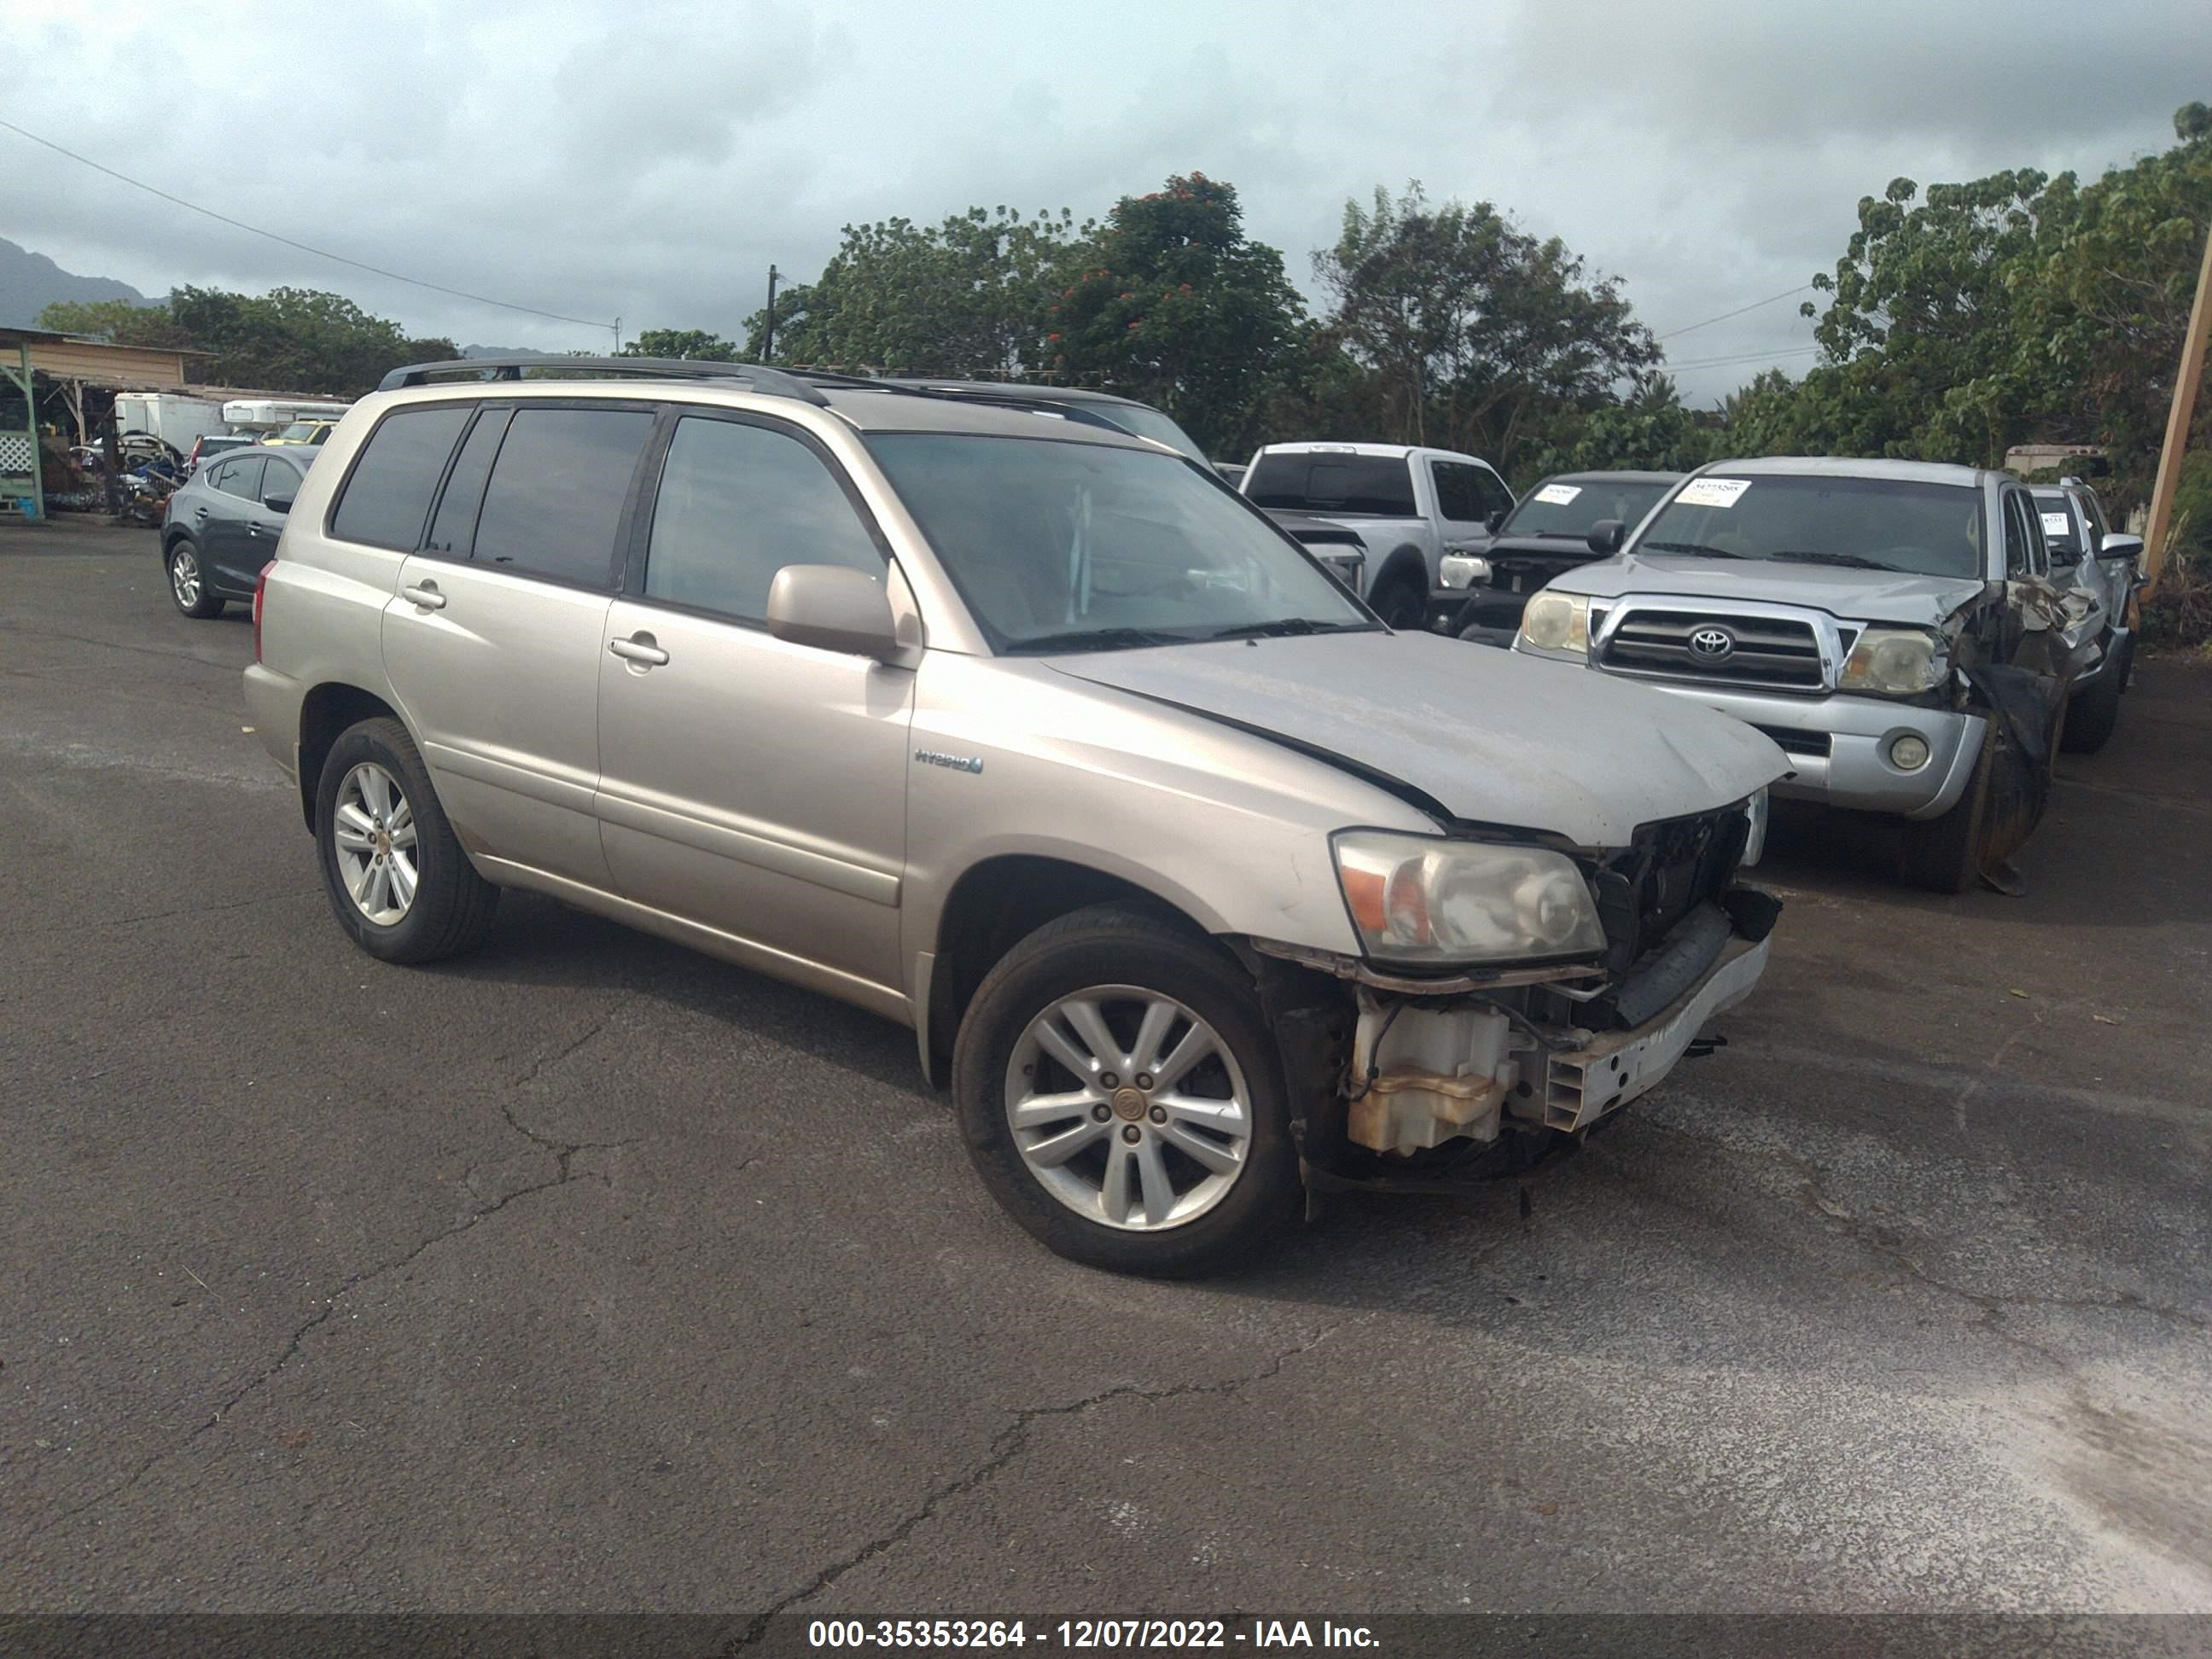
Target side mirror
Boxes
[264,495,294,515]
[1586,518,1626,556]
[765,564,902,660]
[2095,532,2144,562]
[1485,508,1507,533]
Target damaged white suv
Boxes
[245,357,1788,1277]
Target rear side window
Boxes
[642,416,882,620]
[331,405,471,550]
[214,457,265,501]
[424,409,511,556]
[1430,461,1482,522]
[471,407,654,586]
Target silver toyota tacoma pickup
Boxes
[1515,457,2098,894]
[243,358,1787,1276]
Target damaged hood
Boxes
[1042,630,1787,847]
[1553,553,1988,628]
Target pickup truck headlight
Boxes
[1333,830,1606,964]
[1516,590,1590,657]
[1438,553,1491,590]
[1839,626,1947,696]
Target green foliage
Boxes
[619,329,739,361]
[1307,183,1658,480]
[1051,173,1303,457]
[36,297,195,350]
[760,206,1085,377]
[1528,374,1718,477]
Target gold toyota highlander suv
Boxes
[244,357,1788,1276]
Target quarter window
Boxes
[424,409,512,556]
[259,459,301,507]
[330,405,472,550]
[471,407,655,586]
[642,416,882,620]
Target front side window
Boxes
[471,407,654,585]
[1633,474,1986,579]
[331,405,472,550]
[871,434,1372,652]
[1244,451,1417,517]
[643,416,882,620]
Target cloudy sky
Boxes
[10,0,2209,406]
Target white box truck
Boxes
[113,393,229,455]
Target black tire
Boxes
[164,537,224,619]
[1897,720,1995,894]
[2061,659,2122,754]
[1367,576,1426,630]
[952,903,1301,1278]
[314,717,499,964]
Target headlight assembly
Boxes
[1840,626,1947,696]
[1438,553,1491,591]
[1332,830,1606,964]
[1516,590,1590,657]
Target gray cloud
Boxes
[10,0,2206,407]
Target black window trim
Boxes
[323,400,479,553]
[615,402,896,634]
[420,405,513,561]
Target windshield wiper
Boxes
[1641,540,1747,558]
[1768,550,1901,571]
[1006,626,1188,655]
[1206,618,1372,641]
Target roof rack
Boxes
[376,356,830,406]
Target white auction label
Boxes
[1674,478,1752,509]
[2040,511,2071,539]
[1534,483,1582,505]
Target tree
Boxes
[1534,373,1718,475]
[36,297,194,350]
[765,207,1085,376]
[1313,183,1657,477]
[1047,173,1303,457]
[620,328,739,360]
[166,285,443,394]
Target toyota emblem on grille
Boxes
[1688,625,1736,662]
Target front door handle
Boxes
[608,632,670,667]
[401,582,446,610]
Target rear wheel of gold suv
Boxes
[314,717,500,963]
[952,904,1301,1277]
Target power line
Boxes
[0,116,614,335]
[1656,283,1818,341]
[1664,344,1824,373]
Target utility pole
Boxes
[2142,218,2212,600]
[762,265,780,362]
[613,317,622,354]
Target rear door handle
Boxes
[608,633,669,667]
[401,582,446,610]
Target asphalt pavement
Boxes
[3,517,2208,1626]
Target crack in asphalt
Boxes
[724,1319,1353,1647]
[1616,1120,2211,1342]
[21,1043,637,1545]
[102,888,322,930]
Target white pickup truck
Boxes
[1240,442,1514,629]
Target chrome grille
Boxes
[1601,610,1823,690]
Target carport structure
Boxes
[0,326,199,519]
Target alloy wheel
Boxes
[170,547,201,608]
[332,761,419,926]
[1004,984,1252,1231]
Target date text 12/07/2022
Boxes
[805,1620,1380,1649]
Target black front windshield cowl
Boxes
[1244,452,1418,517]
[869,433,1376,654]
[1633,474,1987,580]
[1503,478,1673,538]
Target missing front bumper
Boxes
[1540,934,1770,1131]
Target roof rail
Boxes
[375,356,830,406]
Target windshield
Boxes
[2032,492,2085,558]
[869,434,1373,653]
[1504,476,1673,538]
[1633,474,1986,579]
[276,422,324,441]
[1244,451,1417,517]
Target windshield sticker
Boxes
[1674,478,1752,509]
[1534,483,1582,505]
[2040,511,2072,539]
